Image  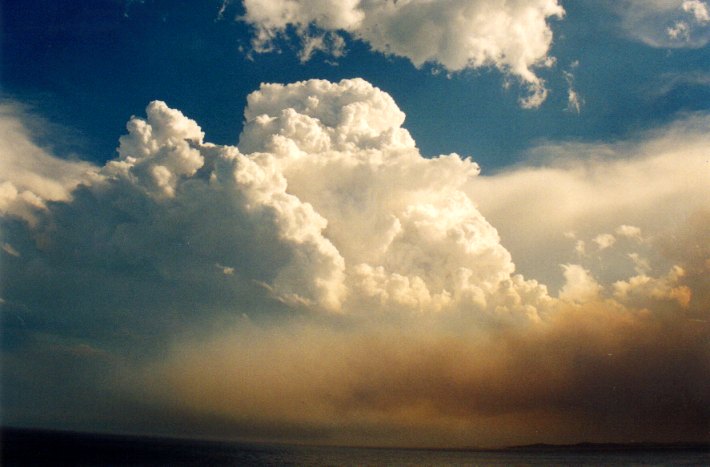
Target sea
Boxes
[2,427,708,466]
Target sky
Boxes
[1,0,709,449]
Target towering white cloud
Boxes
[237,78,547,317]
[5,78,707,322]
[108,101,206,199]
[97,96,347,311]
[1,79,547,319]
[2,79,708,447]
[241,0,565,108]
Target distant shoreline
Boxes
[3,426,709,453]
[499,441,710,453]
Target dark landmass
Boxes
[501,441,710,453]
[2,426,708,466]
[1,427,255,466]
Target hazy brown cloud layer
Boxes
[130,293,708,448]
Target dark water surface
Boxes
[2,427,708,466]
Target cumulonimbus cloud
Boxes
[239,0,565,108]
[5,79,552,321]
[1,79,708,446]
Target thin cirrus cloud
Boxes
[1,79,708,446]
[616,0,710,48]
[238,0,566,108]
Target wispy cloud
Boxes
[563,61,583,113]
[0,102,99,224]
[615,0,710,48]
[648,70,710,98]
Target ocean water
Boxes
[3,428,708,466]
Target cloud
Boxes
[563,62,583,114]
[684,0,710,22]
[558,264,602,303]
[616,224,643,240]
[615,0,710,48]
[2,78,543,337]
[0,102,99,224]
[613,265,691,309]
[240,0,565,108]
[1,79,708,446]
[2,242,21,257]
[467,113,710,292]
[231,77,547,318]
[649,71,710,99]
[667,0,710,42]
[592,233,616,250]
[124,299,708,448]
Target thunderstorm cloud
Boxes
[1,79,709,447]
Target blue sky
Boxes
[1,0,709,448]
[4,0,709,169]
